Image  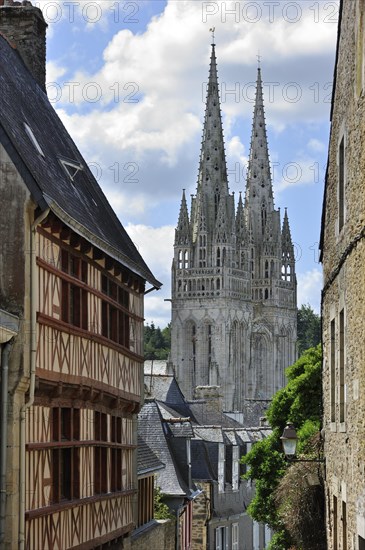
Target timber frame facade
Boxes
[26,217,145,548]
[0,3,161,548]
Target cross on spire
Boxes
[257,51,261,67]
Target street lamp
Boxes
[280,423,325,463]
[280,423,298,459]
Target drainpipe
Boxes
[19,208,50,550]
[0,340,13,544]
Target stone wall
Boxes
[0,3,47,90]
[322,0,365,548]
[125,519,175,550]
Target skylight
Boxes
[58,156,84,182]
[24,123,44,157]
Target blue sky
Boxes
[39,0,339,326]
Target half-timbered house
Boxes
[0,2,161,548]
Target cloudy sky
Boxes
[39,0,339,326]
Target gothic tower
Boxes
[171,44,297,415]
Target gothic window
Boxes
[178,250,182,269]
[217,247,221,267]
[264,289,268,300]
[222,248,226,265]
[184,250,189,268]
[265,260,269,279]
[270,260,275,277]
[261,203,267,234]
[216,278,220,290]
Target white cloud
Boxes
[46,60,67,84]
[274,157,322,193]
[125,224,175,326]
[308,138,327,153]
[297,268,323,313]
[47,0,338,193]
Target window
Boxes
[342,501,347,550]
[61,250,88,330]
[218,443,225,493]
[94,412,108,491]
[94,412,108,494]
[52,408,80,502]
[111,416,122,492]
[356,0,365,96]
[232,523,239,550]
[101,274,130,348]
[333,496,338,549]
[359,535,365,550]
[338,136,345,232]
[232,446,239,491]
[24,122,45,157]
[59,156,84,182]
[137,476,154,527]
[339,309,345,423]
[225,445,232,485]
[330,319,336,422]
[215,526,226,550]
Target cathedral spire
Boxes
[245,67,274,212]
[175,189,190,246]
[282,208,294,259]
[193,43,229,237]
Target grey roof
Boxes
[144,375,186,404]
[0,35,161,288]
[193,426,224,443]
[138,401,189,497]
[187,401,242,428]
[137,436,165,476]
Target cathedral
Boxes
[170,43,297,414]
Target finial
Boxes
[209,27,216,45]
[257,51,261,68]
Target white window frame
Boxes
[232,522,239,550]
[215,526,226,550]
[218,443,225,493]
[232,446,239,491]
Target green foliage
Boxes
[242,344,323,548]
[297,304,321,356]
[154,486,173,520]
[144,322,171,360]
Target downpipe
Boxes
[19,208,50,550]
[0,340,13,544]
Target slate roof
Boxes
[144,375,186,405]
[138,401,190,497]
[0,34,161,288]
[137,435,165,476]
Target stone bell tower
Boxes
[170,42,297,415]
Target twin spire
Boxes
[175,40,293,259]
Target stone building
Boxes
[320,0,365,548]
[171,43,297,415]
[0,2,160,548]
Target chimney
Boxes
[0,0,47,91]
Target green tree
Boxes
[144,323,171,360]
[243,345,323,549]
[154,486,173,520]
[297,304,321,356]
